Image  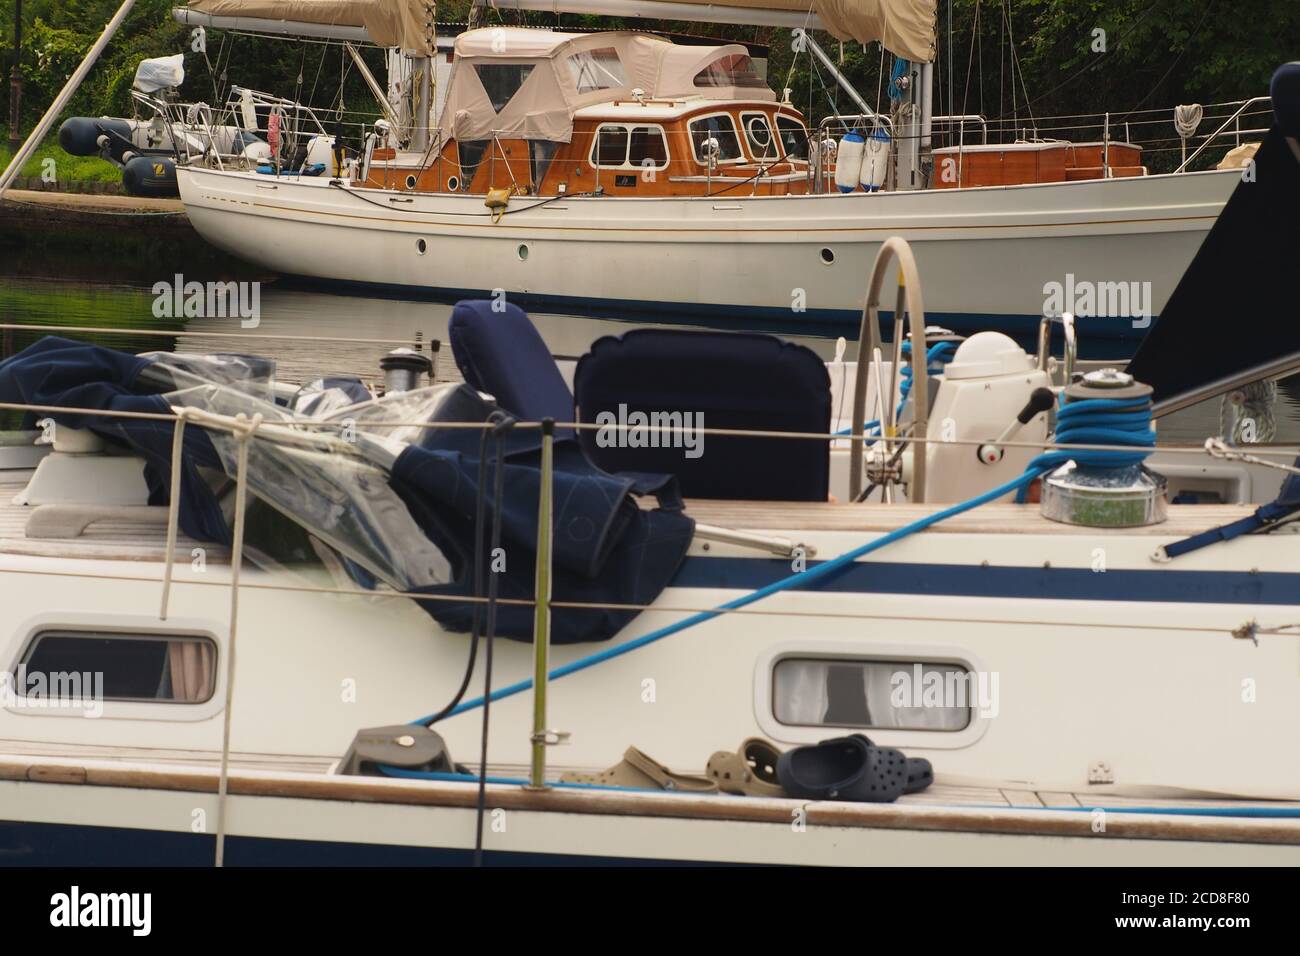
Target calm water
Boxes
[2,265,1298,447]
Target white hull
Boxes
[4,502,1300,865]
[177,166,1239,344]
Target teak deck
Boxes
[1,469,1263,564]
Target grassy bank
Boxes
[0,141,122,184]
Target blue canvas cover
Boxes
[0,336,231,541]
[449,300,575,437]
[575,328,831,500]
[0,336,694,644]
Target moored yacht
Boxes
[171,0,1258,347]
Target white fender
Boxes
[860,128,891,192]
[835,131,865,193]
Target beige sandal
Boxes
[560,746,719,793]
[706,738,786,797]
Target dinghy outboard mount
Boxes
[1041,369,1166,528]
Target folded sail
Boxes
[813,0,936,61]
[182,0,436,54]
[487,0,937,62]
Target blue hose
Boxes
[414,466,1041,725]
[389,389,1156,787]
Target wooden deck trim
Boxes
[2,755,1297,846]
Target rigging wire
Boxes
[1113,0,1217,123]
[1002,0,1036,133]
[419,421,493,727]
[1023,0,1172,111]
[473,413,512,866]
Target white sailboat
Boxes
[168,0,1252,347]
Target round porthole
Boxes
[517,244,529,261]
[405,174,418,189]
[416,238,427,255]
[820,247,835,265]
[447,176,460,191]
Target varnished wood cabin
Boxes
[354,27,1148,198]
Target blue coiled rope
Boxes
[835,340,958,437]
[1016,394,1156,502]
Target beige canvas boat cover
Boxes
[486,0,936,62]
[185,0,435,55]
[442,28,779,144]
[812,0,936,61]
[651,44,775,101]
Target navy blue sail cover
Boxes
[0,336,695,644]
[1127,63,1300,403]
[0,336,231,541]
[395,396,694,643]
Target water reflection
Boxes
[3,270,1298,447]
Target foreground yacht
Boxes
[2,67,1299,862]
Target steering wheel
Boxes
[849,236,929,503]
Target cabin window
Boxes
[457,140,489,186]
[595,126,630,166]
[16,630,217,705]
[590,124,670,170]
[693,53,767,90]
[689,114,743,164]
[630,127,669,167]
[772,657,973,731]
[531,140,559,187]
[474,64,534,113]
[742,112,776,160]
[568,48,625,94]
[776,115,810,161]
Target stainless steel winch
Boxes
[1040,368,1167,528]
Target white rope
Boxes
[4,398,1300,459]
[1174,103,1204,139]
[213,412,261,868]
[158,410,191,621]
[0,323,428,348]
[1219,380,1278,445]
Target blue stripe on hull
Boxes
[672,557,1300,606]
[276,274,1147,359]
[0,820,722,867]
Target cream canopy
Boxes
[441,28,774,145]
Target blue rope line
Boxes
[378,766,666,794]
[390,389,1157,787]
[415,467,1040,725]
[378,772,1300,818]
[984,803,1300,819]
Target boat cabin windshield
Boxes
[694,53,767,90]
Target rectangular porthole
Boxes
[16,630,217,705]
[772,657,973,731]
